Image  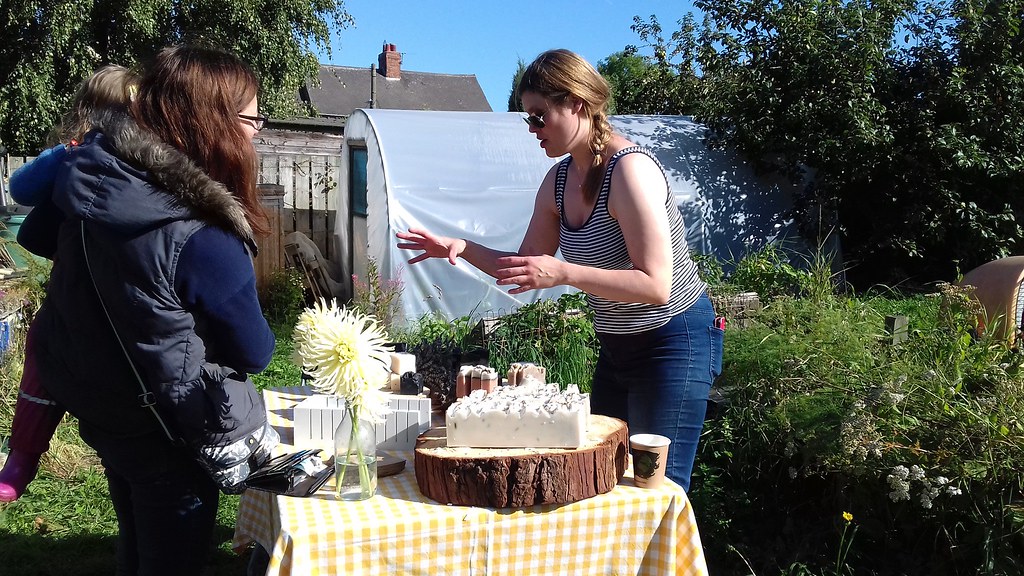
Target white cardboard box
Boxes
[293,393,432,452]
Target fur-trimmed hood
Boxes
[54,109,254,244]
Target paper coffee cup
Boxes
[629,433,671,489]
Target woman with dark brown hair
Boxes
[23,44,276,575]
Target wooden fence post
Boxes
[885,315,909,345]
[255,183,285,293]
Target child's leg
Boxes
[9,351,62,454]
[1,323,64,502]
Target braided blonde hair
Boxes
[518,49,612,202]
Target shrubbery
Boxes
[258,266,306,331]
[694,259,1024,575]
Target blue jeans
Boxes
[83,427,220,576]
[590,293,723,491]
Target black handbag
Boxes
[244,449,334,496]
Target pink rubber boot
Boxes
[0,450,41,502]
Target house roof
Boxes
[301,65,493,117]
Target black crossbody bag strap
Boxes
[80,221,185,446]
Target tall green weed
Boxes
[485,292,597,390]
[350,258,404,335]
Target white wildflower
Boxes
[909,465,925,481]
[887,467,911,502]
[789,467,798,479]
[889,488,911,502]
[919,493,933,509]
[854,445,868,461]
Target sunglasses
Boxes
[238,113,268,131]
[523,110,546,129]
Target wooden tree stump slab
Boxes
[414,415,628,508]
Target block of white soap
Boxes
[445,383,590,449]
[390,352,416,375]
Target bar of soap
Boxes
[456,365,473,399]
[390,352,416,375]
[507,362,546,385]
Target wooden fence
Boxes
[257,153,341,264]
[2,152,343,290]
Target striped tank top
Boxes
[556,147,706,334]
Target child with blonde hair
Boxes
[0,64,138,502]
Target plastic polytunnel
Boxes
[337,109,802,327]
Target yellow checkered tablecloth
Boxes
[233,387,708,576]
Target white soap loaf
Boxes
[445,383,590,449]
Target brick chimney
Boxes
[378,43,401,79]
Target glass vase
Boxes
[334,405,377,500]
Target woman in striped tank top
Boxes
[397,49,722,492]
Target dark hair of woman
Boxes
[130,44,270,236]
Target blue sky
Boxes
[318,0,699,111]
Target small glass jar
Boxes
[334,405,377,500]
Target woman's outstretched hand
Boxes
[494,254,564,294]
[396,227,466,265]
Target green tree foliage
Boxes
[626,1,1024,287]
[598,51,648,114]
[613,14,703,115]
[685,0,911,284]
[0,0,354,155]
[507,57,526,112]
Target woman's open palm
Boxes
[396,228,466,265]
